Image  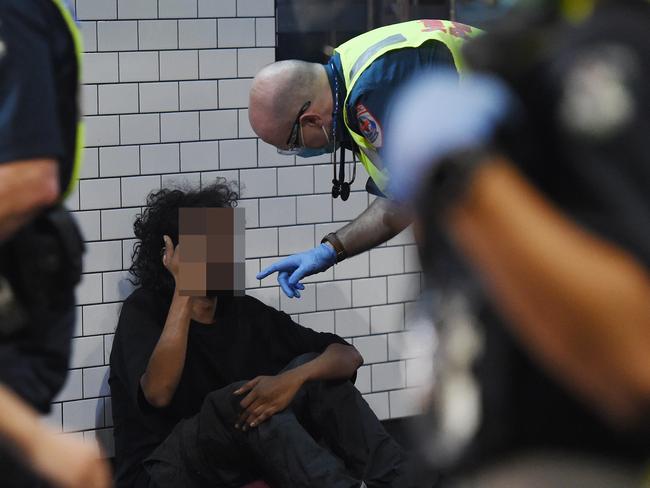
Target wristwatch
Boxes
[321,233,347,263]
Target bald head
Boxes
[249,60,329,147]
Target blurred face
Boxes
[176,207,245,297]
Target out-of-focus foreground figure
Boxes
[384,0,650,486]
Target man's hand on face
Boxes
[233,370,304,430]
[162,235,180,283]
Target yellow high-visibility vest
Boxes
[50,0,85,198]
[334,19,482,193]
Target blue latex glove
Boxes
[383,69,514,203]
[256,243,337,298]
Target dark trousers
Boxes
[145,354,413,488]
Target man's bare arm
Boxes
[0,159,60,242]
[444,158,650,422]
[336,197,411,258]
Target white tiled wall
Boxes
[47,0,425,457]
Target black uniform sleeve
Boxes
[0,3,64,164]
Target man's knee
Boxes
[282,352,320,371]
[202,381,247,422]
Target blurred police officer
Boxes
[384,0,650,485]
[0,1,109,486]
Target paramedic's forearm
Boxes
[335,197,411,257]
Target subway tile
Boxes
[240,168,276,198]
[159,0,198,18]
[406,357,432,388]
[316,280,351,311]
[79,22,98,52]
[352,277,387,307]
[372,361,406,391]
[278,225,313,255]
[387,331,419,361]
[179,80,218,110]
[333,253,369,280]
[218,18,255,48]
[219,139,257,169]
[355,365,371,394]
[258,140,294,167]
[259,197,296,227]
[245,227,277,258]
[79,178,121,210]
[238,109,256,138]
[245,258,260,289]
[246,286,279,310]
[363,392,389,420]
[370,246,404,276]
[80,148,99,180]
[179,19,217,49]
[298,310,334,334]
[63,398,104,432]
[122,239,138,269]
[295,194,331,224]
[54,369,83,403]
[84,115,120,147]
[237,198,259,228]
[353,334,387,364]
[237,48,275,77]
[118,0,157,19]
[102,270,136,302]
[141,144,180,174]
[73,210,101,241]
[256,18,276,47]
[119,51,159,82]
[180,141,219,172]
[138,20,178,50]
[83,303,121,336]
[82,85,98,116]
[237,0,274,16]
[404,245,421,273]
[99,145,139,177]
[42,403,62,432]
[97,21,138,51]
[335,307,370,338]
[199,0,236,17]
[200,169,239,189]
[389,388,424,418]
[70,336,104,368]
[161,112,199,142]
[314,164,336,194]
[77,273,103,306]
[387,273,421,303]
[199,49,237,79]
[98,83,138,115]
[279,283,316,314]
[160,51,199,81]
[333,191,367,222]
[370,303,404,334]
[386,225,416,246]
[200,110,238,140]
[120,113,160,145]
[77,0,117,20]
[65,182,80,211]
[83,241,123,273]
[218,78,253,109]
[121,175,161,207]
[82,53,119,83]
[139,82,179,113]
[83,366,110,398]
[161,172,201,189]
[279,166,313,196]
[101,208,138,239]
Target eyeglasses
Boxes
[277,101,311,155]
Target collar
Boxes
[324,58,352,147]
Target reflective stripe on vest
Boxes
[50,0,85,199]
[334,19,482,193]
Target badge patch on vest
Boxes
[356,104,383,148]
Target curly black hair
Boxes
[129,179,239,297]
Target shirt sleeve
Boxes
[0,3,64,164]
[349,40,457,150]
[111,290,167,416]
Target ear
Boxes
[301,113,322,128]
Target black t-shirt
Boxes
[109,288,352,488]
[452,0,650,470]
[0,0,79,411]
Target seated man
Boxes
[109,181,411,488]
